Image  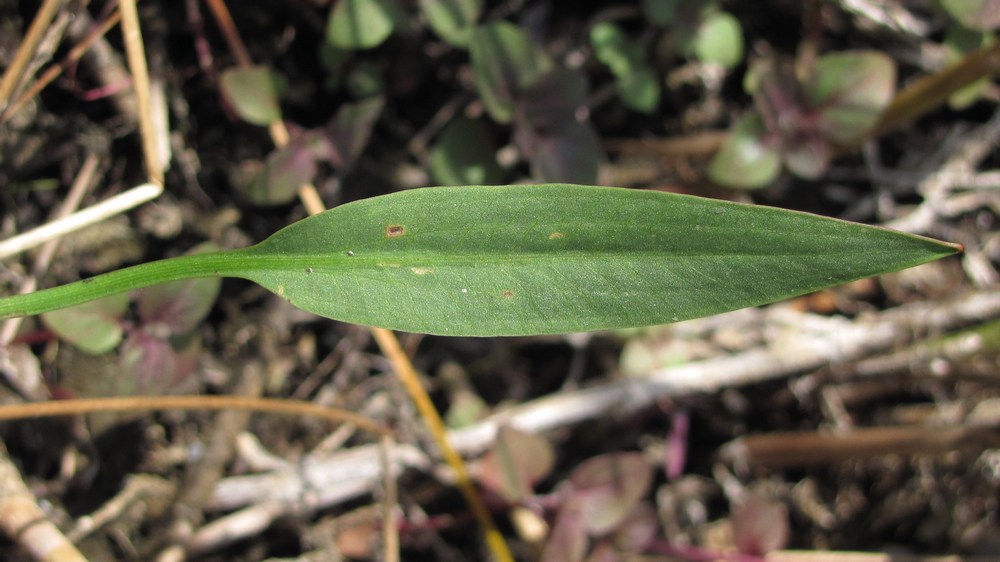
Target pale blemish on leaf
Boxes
[411,266,434,275]
[548,232,565,240]
[276,285,285,296]
[386,224,405,238]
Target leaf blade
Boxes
[233,184,959,336]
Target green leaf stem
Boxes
[0,185,959,336]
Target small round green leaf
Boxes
[420,0,482,47]
[617,66,661,113]
[692,11,744,69]
[805,51,896,144]
[219,67,286,126]
[41,293,129,355]
[709,114,782,189]
[430,117,503,185]
[327,0,400,50]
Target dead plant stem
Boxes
[118,0,163,185]
[0,0,63,111]
[0,395,390,435]
[0,9,122,123]
[371,327,515,562]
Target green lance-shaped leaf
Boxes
[0,185,959,337]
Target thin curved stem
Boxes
[0,251,240,320]
[0,395,391,436]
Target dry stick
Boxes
[189,291,1000,552]
[199,2,513,560]
[0,395,390,436]
[0,182,163,261]
[380,434,400,562]
[372,328,514,562]
[154,365,264,562]
[0,442,88,562]
[68,474,175,543]
[203,0,253,67]
[0,9,122,123]
[119,0,163,186]
[203,291,1000,512]
[67,8,139,125]
[767,552,997,562]
[873,38,1000,139]
[0,0,64,111]
[115,11,272,561]
[720,424,1000,468]
[604,130,730,156]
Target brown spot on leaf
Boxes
[502,290,514,298]
[386,225,405,238]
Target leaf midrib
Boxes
[235,248,900,271]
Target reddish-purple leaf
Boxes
[612,502,658,551]
[569,452,654,535]
[516,120,603,184]
[236,142,318,206]
[731,492,790,555]
[119,330,178,395]
[541,501,589,562]
[747,58,800,136]
[520,67,588,133]
[137,243,222,335]
[782,130,831,180]
[327,96,385,169]
[478,425,555,503]
[664,410,689,481]
[585,542,621,562]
